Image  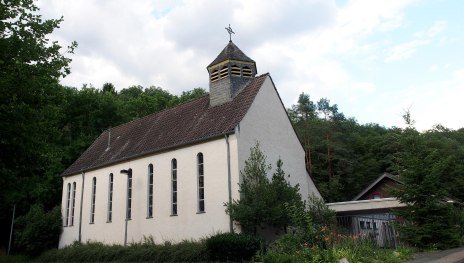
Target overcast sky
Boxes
[37,0,463,131]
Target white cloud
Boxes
[388,68,464,130]
[414,20,447,38]
[36,0,464,131]
[384,39,430,63]
[352,82,376,93]
[385,20,447,63]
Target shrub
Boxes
[38,239,208,262]
[226,144,303,235]
[14,205,62,257]
[205,233,262,262]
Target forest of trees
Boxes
[2,0,463,254]
[288,93,464,203]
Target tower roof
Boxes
[208,41,255,68]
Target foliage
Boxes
[0,0,76,247]
[392,125,464,249]
[262,237,413,263]
[263,199,414,262]
[38,239,208,262]
[271,195,336,253]
[205,233,262,262]
[226,143,302,234]
[13,205,62,257]
[0,1,207,252]
[288,92,464,206]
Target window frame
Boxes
[127,173,132,220]
[107,173,113,222]
[197,153,205,213]
[171,159,178,216]
[70,182,76,226]
[65,183,71,226]
[371,192,381,199]
[147,164,154,218]
[90,177,96,224]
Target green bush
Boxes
[38,239,208,262]
[205,233,262,262]
[14,205,62,257]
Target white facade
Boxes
[59,75,321,248]
[60,137,241,247]
[236,77,321,201]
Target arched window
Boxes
[210,69,219,82]
[147,164,154,218]
[230,65,241,77]
[70,182,76,226]
[107,173,113,222]
[242,66,252,78]
[65,183,71,226]
[90,177,96,223]
[127,173,132,220]
[171,159,177,215]
[197,153,205,213]
[219,66,229,79]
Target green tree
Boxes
[14,205,62,257]
[267,159,303,230]
[226,143,302,235]
[102,82,117,94]
[0,0,76,248]
[289,92,399,202]
[393,124,464,249]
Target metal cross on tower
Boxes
[225,24,235,42]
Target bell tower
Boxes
[207,27,257,107]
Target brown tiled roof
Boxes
[62,74,269,176]
[207,41,255,68]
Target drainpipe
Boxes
[121,168,132,246]
[78,171,85,243]
[225,135,233,233]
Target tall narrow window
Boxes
[107,173,113,222]
[65,183,71,226]
[90,177,96,223]
[127,173,132,220]
[70,182,76,226]
[171,159,177,215]
[197,153,205,213]
[147,164,154,218]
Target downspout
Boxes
[78,171,85,243]
[225,134,233,233]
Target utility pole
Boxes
[8,204,16,255]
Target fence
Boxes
[335,214,400,248]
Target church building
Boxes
[59,39,321,248]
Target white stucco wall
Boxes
[60,137,239,247]
[236,76,321,201]
[59,174,82,248]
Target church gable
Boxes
[62,74,269,177]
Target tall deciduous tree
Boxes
[0,0,76,248]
